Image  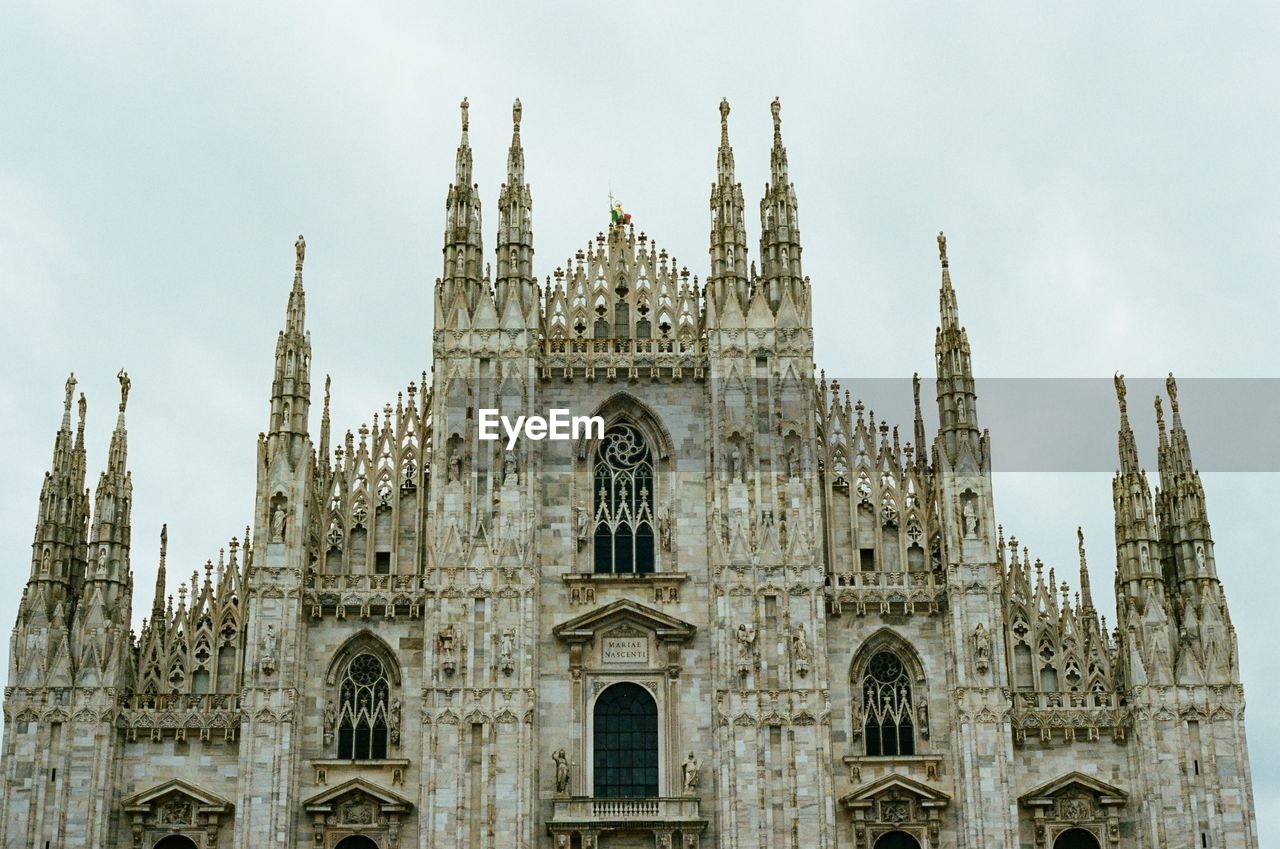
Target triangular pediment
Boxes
[553,599,696,644]
[839,773,950,809]
[121,778,233,814]
[1019,771,1128,806]
[302,777,413,814]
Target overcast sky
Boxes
[2,1,1277,840]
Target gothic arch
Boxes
[575,391,675,462]
[849,628,927,685]
[326,631,402,687]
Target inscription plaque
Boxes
[602,636,649,664]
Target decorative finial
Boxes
[771,96,782,136]
[512,97,522,130]
[295,234,306,271]
[1166,372,1179,412]
[160,523,168,562]
[117,369,131,413]
[937,231,948,264]
[64,373,76,412]
[460,96,470,132]
[1077,526,1086,560]
[1114,372,1126,412]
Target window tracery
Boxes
[863,651,916,757]
[592,423,656,574]
[337,653,390,760]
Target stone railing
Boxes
[120,692,242,742]
[824,570,944,617]
[541,336,707,381]
[549,796,703,824]
[1009,699,1131,746]
[304,572,427,619]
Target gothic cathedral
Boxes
[0,99,1259,849]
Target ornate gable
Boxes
[1019,771,1128,849]
[839,773,949,849]
[302,778,413,849]
[121,779,232,848]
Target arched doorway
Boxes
[334,836,381,849]
[873,832,921,849]
[1054,828,1101,849]
[593,682,659,797]
[153,837,199,849]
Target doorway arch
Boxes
[873,832,921,849]
[334,836,381,849]
[1054,828,1101,849]
[153,837,199,849]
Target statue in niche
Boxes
[101,493,115,523]
[96,546,108,577]
[553,748,571,795]
[792,623,810,664]
[499,629,516,674]
[389,698,402,745]
[973,622,991,674]
[730,508,747,541]
[260,624,278,675]
[1139,545,1151,573]
[573,503,589,545]
[956,396,967,422]
[729,444,744,482]
[323,699,337,744]
[439,624,458,674]
[1196,544,1208,574]
[917,700,930,738]
[271,503,287,543]
[682,752,701,794]
[786,446,799,479]
[659,508,673,551]
[961,497,979,539]
[503,454,518,485]
[40,549,51,575]
[735,623,757,672]
[447,450,462,483]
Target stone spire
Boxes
[759,96,804,310]
[151,523,168,624]
[1077,526,1095,616]
[26,374,90,596]
[1154,374,1216,589]
[440,96,485,322]
[1111,374,1159,588]
[932,232,983,469]
[495,97,536,326]
[707,98,748,321]
[86,369,134,589]
[267,235,313,454]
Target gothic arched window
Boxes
[593,423,656,574]
[593,682,659,798]
[863,651,915,757]
[337,653,389,760]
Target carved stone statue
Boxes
[40,549,51,575]
[448,450,462,483]
[786,446,799,479]
[573,503,589,545]
[389,697,402,745]
[962,498,978,539]
[117,368,131,412]
[682,752,700,794]
[792,623,810,663]
[460,96,469,131]
[735,624,756,668]
[260,624,278,675]
[295,234,305,268]
[271,503,287,543]
[937,230,947,262]
[324,699,337,738]
[503,455,518,485]
[553,748,570,794]
[973,622,991,674]
[659,509,673,551]
[500,629,515,674]
[729,445,743,482]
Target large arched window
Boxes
[863,651,915,756]
[593,423,656,574]
[337,653,390,760]
[593,682,659,798]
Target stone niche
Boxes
[120,779,233,849]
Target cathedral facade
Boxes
[0,99,1259,849]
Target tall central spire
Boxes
[267,236,312,451]
[933,232,982,468]
[440,96,485,321]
